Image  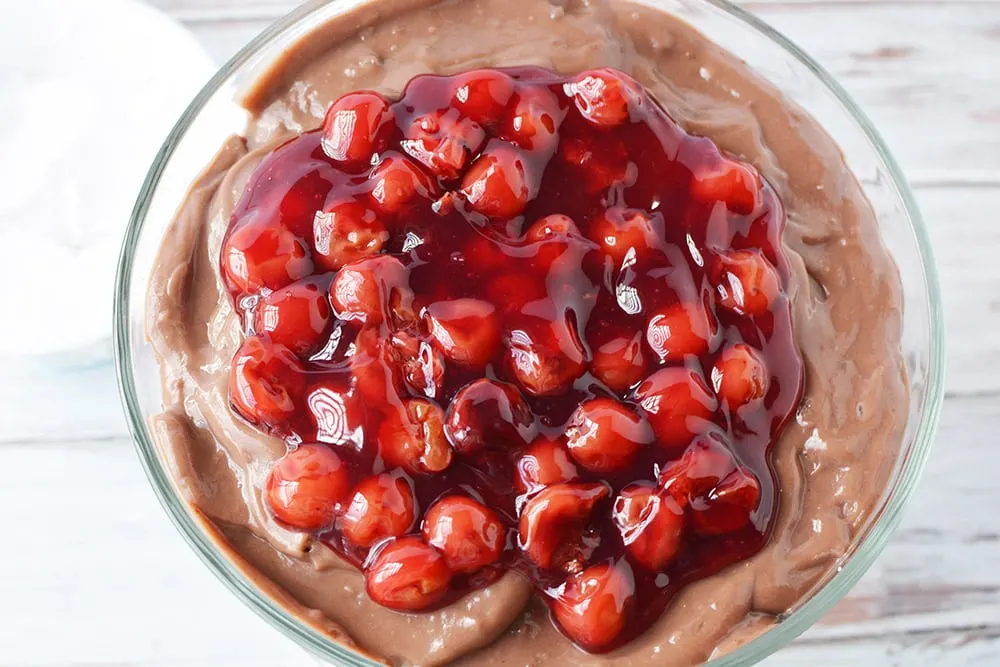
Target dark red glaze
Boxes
[221,67,804,652]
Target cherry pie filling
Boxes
[221,66,804,653]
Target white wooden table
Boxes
[2,1,998,665]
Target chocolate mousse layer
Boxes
[145,0,908,664]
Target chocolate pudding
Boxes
[145,0,908,665]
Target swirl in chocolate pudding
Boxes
[145,0,908,665]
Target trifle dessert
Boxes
[145,0,909,664]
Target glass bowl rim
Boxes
[113,0,946,664]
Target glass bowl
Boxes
[113,0,945,664]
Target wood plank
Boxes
[0,395,993,665]
[747,4,1000,184]
[764,627,1000,666]
[800,395,1000,637]
[917,186,1000,397]
[0,438,312,667]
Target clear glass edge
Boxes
[111,0,946,664]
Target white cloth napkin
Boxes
[0,0,214,361]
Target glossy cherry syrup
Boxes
[220,67,804,652]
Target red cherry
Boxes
[378,398,453,474]
[424,298,502,367]
[266,444,351,531]
[553,562,634,651]
[711,344,769,410]
[518,482,609,571]
[389,332,445,399]
[633,367,716,449]
[690,467,761,536]
[330,255,413,326]
[350,327,400,402]
[221,221,314,295]
[321,91,393,163]
[365,536,453,611]
[690,154,761,215]
[590,330,647,393]
[514,437,580,494]
[612,484,684,571]
[422,496,506,574]
[524,214,589,271]
[230,336,306,430]
[255,277,332,356]
[507,321,587,397]
[268,168,335,239]
[402,109,487,179]
[213,68,802,640]
[658,431,737,503]
[453,69,516,126]
[312,200,388,271]
[444,378,536,455]
[713,250,780,316]
[659,434,761,535]
[565,398,652,473]
[503,85,565,152]
[369,152,438,213]
[460,143,533,219]
[565,68,640,128]
[645,301,716,362]
[588,207,662,266]
[339,473,416,547]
